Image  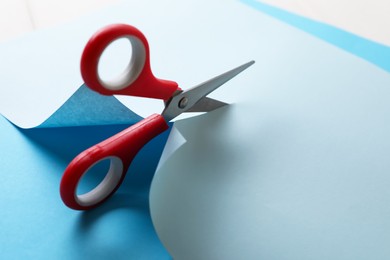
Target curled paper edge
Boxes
[156,125,187,172]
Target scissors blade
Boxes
[185,97,228,112]
[162,60,254,121]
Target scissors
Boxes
[60,24,254,210]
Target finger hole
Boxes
[76,156,124,207]
[98,38,132,88]
[97,36,146,91]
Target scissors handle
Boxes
[81,24,179,100]
[60,114,169,210]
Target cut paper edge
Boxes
[156,125,187,172]
[240,0,390,74]
[13,85,143,129]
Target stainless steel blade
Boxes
[185,97,228,112]
[162,60,254,121]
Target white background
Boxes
[0,0,117,42]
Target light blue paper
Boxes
[149,0,390,259]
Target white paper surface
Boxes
[149,0,390,259]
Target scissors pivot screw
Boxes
[178,97,189,109]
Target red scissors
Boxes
[60,24,254,210]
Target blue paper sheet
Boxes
[39,85,142,128]
[0,114,171,259]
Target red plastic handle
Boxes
[81,24,179,99]
[60,114,169,210]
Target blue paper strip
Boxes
[240,0,390,73]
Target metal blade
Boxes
[184,60,255,106]
[185,97,228,112]
[162,60,254,121]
